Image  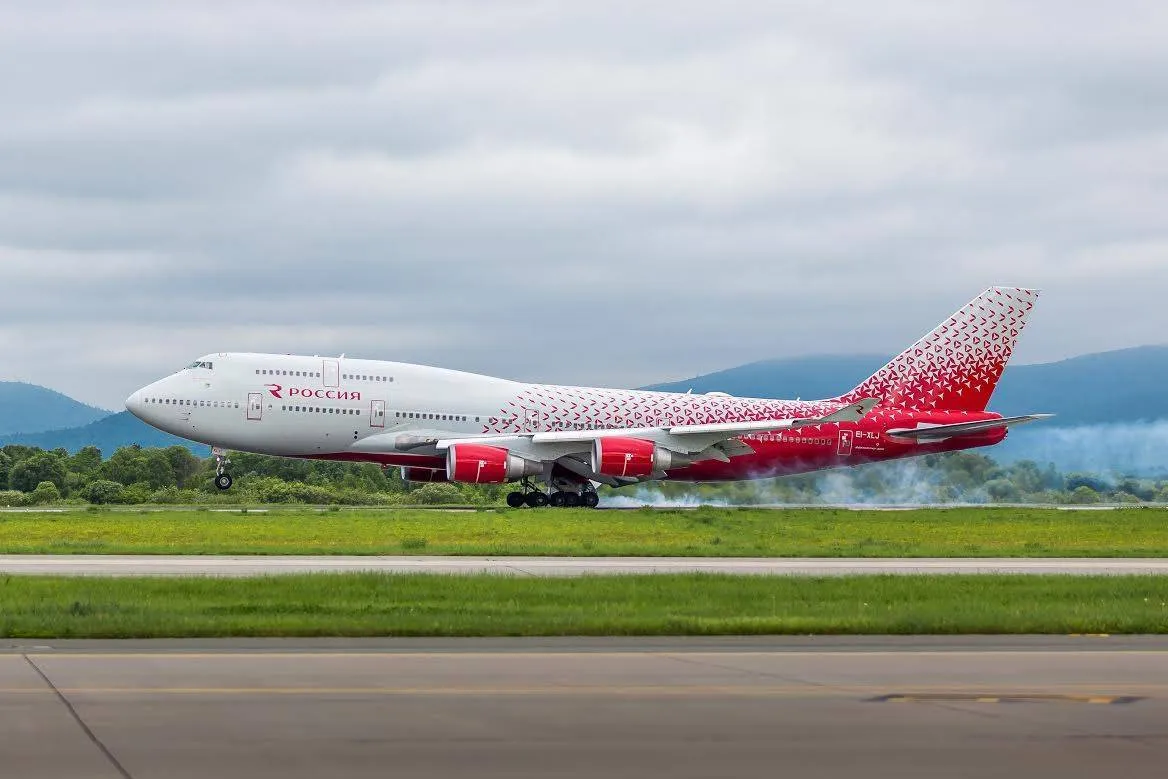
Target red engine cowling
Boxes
[401,467,448,483]
[445,444,542,484]
[591,438,682,478]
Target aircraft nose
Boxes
[125,389,146,420]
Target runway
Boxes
[2,554,1168,576]
[2,636,1166,779]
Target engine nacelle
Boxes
[591,437,683,478]
[445,444,542,484]
[401,467,448,483]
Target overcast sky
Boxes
[1,1,1166,409]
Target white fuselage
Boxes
[126,353,828,464]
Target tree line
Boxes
[0,444,1165,506]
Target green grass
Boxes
[1,506,1167,557]
[0,574,1166,637]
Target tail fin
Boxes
[836,287,1039,412]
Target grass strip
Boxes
[3,506,1168,557]
[0,574,1166,638]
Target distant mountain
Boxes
[644,355,884,402]
[645,346,1168,427]
[0,382,111,436]
[989,346,1168,425]
[0,411,205,455]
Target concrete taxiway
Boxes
[2,554,1168,576]
[1,636,1166,779]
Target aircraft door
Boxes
[837,429,854,456]
[524,407,540,432]
[370,400,386,428]
[323,360,340,388]
[247,393,263,421]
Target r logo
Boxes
[266,383,283,399]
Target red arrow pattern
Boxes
[482,287,1038,435]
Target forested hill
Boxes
[0,382,111,436]
[0,411,201,454]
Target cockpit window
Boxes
[186,361,214,370]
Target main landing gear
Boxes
[212,448,233,491]
[506,479,598,509]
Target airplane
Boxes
[126,286,1049,508]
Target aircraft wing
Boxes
[885,414,1052,442]
[433,397,880,457]
[348,399,880,480]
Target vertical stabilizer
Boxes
[836,287,1039,412]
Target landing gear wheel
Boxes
[548,491,568,508]
[580,491,600,509]
[506,491,526,508]
[525,491,549,508]
[563,492,582,508]
[212,448,233,491]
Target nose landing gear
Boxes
[212,448,233,491]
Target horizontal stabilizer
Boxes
[886,414,1052,442]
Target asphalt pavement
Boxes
[2,636,1166,778]
[2,554,1168,576]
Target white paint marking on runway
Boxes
[0,555,1167,577]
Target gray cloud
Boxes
[1,0,1166,408]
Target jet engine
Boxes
[591,437,685,478]
[401,467,449,483]
[445,444,542,484]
